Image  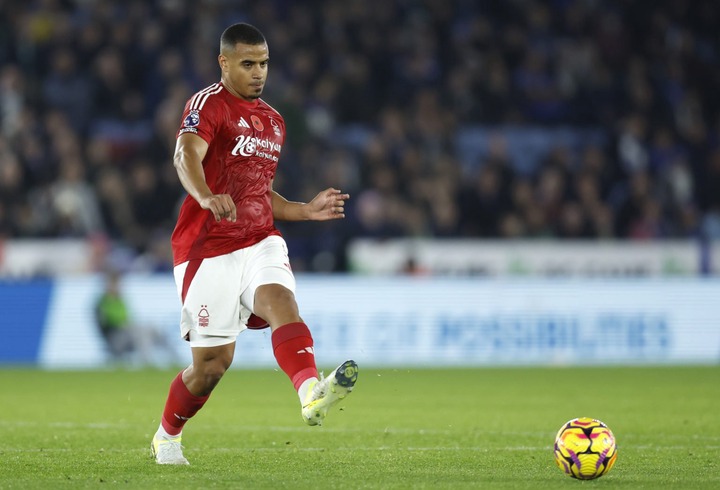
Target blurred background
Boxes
[1,0,719,369]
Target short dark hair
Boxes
[220,23,266,52]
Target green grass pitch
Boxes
[0,366,718,489]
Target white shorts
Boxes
[173,235,296,347]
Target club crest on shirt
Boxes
[198,304,210,328]
[183,110,200,128]
[270,118,281,136]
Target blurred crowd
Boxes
[1,0,720,272]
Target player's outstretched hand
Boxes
[199,194,237,222]
[307,188,350,221]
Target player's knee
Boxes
[272,287,297,307]
[254,285,299,322]
[256,284,295,305]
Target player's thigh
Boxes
[240,235,297,314]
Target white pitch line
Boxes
[0,422,564,438]
[0,447,544,453]
[2,421,719,443]
[2,445,719,453]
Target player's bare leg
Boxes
[184,343,235,396]
[152,343,234,464]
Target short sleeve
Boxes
[177,95,221,144]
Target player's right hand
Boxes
[199,194,237,222]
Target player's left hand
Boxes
[306,188,350,221]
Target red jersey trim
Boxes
[181,258,203,303]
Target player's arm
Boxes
[270,180,349,221]
[173,133,236,222]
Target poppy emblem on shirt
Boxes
[251,115,264,131]
[183,110,200,128]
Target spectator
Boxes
[48,156,104,237]
[42,48,92,133]
[94,270,136,363]
[0,0,719,272]
[95,269,177,365]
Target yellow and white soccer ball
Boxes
[554,417,617,480]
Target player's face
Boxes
[219,43,269,101]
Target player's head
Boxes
[218,23,269,101]
[220,22,266,51]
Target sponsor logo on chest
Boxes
[231,134,282,161]
[231,114,282,161]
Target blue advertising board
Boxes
[1,275,718,368]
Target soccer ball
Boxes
[554,417,617,480]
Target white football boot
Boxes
[302,360,358,426]
[151,433,190,465]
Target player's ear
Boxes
[218,53,227,72]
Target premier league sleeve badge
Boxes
[183,110,200,128]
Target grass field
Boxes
[0,365,718,489]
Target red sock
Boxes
[272,322,319,390]
[160,371,210,436]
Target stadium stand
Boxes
[1,0,719,272]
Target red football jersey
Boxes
[171,82,285,265]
